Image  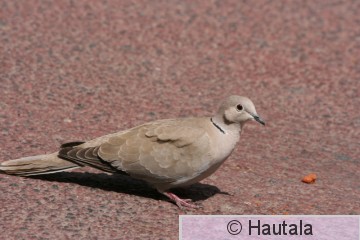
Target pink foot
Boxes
[163,192,198,209]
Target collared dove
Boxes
[0,95,265,208]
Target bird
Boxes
[0,95,265,208]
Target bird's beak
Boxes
[254,115,265,126]
[245,109,265,126]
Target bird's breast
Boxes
[168,131,240,188]
[210,127,240,164]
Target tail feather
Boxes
[0,153,81,176]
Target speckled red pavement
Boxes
[0,1,359,239]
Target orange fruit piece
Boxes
[302,173,317,184]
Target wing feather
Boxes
[59,118,212,187]
[98,119,212,183]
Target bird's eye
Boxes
[236,104,243,111]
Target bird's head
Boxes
[218,95,265,126]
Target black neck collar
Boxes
[210,118,225,134]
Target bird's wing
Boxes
[59,119,213,184]
[99,119,213,182]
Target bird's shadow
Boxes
[29,172,229,204]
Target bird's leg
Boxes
[162,192,198,208]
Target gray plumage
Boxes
[0,95,265,208]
